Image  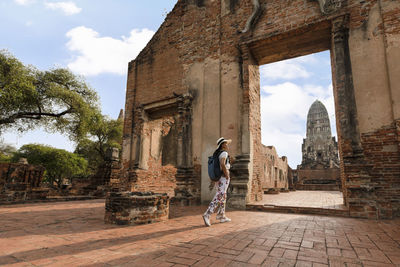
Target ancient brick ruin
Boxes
[261,145,291,193]
[67,148,121,197]
[296,100,341,191]
[114,0,399,219]
[105,191,170,225]
[0,162,47,203]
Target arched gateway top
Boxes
[113,0,400,219]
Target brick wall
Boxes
[354,121,400,218]
[296,168,341,191]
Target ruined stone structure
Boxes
[0,162,47,203]
[116,0,400,219]
[261,145,291,193]
[302,100,340,168]
[68,148,121,197]
[296,100,341,190]
[105,191,170,225]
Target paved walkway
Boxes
[254,191,345,210]
[1,200,400,267]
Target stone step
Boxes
[246,204,349,217]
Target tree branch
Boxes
[0,108,73,125]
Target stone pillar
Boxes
[103,147,122,186]
[122,106,145,192]
[227,154,250,209]
[226,44,253,209]
[174,93,199,205]
[331,15,376,218]
[332,15,362,154]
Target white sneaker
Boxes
[219,217,231,223]
[202,214,211,227]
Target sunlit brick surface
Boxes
[1,200,399,266]
[254,191,345,209]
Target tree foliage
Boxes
[0,50,99,141]
[75,114,123,173]
[0,142,16,163]
[13,144,88,187]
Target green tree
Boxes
[0,142,16,163]
[13,144,88,188]
[75,114,123,173]
[0,50,99,141]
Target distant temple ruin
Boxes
[296,100,341,190]
[302,100,339,168]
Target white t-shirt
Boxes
[219,151,230,170]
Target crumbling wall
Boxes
[132,117,178,197]
[0,163,47,203]
[261,146,289,192]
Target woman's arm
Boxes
[220,156,230,179]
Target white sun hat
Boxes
[216,137,232,149]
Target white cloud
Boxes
[260,56,315,80]
[261,82,336,167]
[44,1,81,15]
[66,26,155,76]
[14,0,35,5]
[25,21,33,26]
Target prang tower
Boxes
[301,100,339,168]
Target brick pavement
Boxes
[253,191,345,209]
[0,200,399,266]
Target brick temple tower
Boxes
[301,100,339,168]
[296,100,341,190]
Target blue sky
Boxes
[1,0,336,167]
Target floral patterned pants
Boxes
[204,177,230,217]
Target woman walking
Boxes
[202,137,232,226]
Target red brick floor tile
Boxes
[327,248,341,256]
[234,250,254,262]
[301,240,314,248]
[209,258,232,267]
[341,249,357,259]
[230,260,260,266]
[276,241,301,250]
[361,260,396,267]
[295,260,313,267]
[263,239,278,247]
[283,249,298,260]
[192,256,218,266]
[248,252,268,264]
[261,256,296,267]
[386,253,400,264]
[178,252,205,261]
[269,247,286,257]
[165,256,197,265]
[232,240,252,251]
